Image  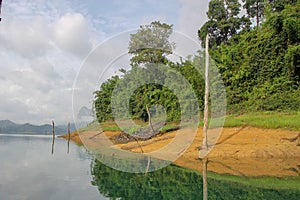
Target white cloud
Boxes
[0,59,74,124]
[0,17,51,58]
[53,13,92,57]
[0,2,99,125]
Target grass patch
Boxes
[77,121,100,132]
[101,125,121,132]
[78,112,300,133]
[159,124,178,132]
[223,112,300,130]
[100,121,180,134]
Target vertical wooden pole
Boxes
[0,0,2,21]
[67,122,70,154]
[51,120,55,155]
[202,157,208,200]
[203,34,209,150]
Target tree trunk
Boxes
[256,1,259,27]
[203,34,209,151]
[146,105,155,134]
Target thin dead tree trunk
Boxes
[256,1,259,27]
[203,34,209,151]
[146,105,155,134]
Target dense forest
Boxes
[94,0,299,123]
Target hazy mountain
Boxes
[0,120,76,135]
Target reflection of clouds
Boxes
[0,136,106,200]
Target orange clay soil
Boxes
[59,126,300,177]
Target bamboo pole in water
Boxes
[51,120,55,155]
[203,34,209,150]
[67,122,70,154]
[0,0,2,21]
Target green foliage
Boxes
[108,62,202,123]
[242,0,265,26]
[198,0,250,47]
[208,1,300,112]
[94,59,205,123]
[128,21,174,65]
[268,0,298,12]
[94,75,119,122]
[94,21,205,124]
[224,112,300,130]
[95,1,300,127]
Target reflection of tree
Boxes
[90,159,299,200]
[202,158,208,200]
[91,159,202,200]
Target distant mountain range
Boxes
[0,120,76,135]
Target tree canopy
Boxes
[198,0,250,47]
[199,0,300,111]
[128,21,174,65]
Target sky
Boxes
[0,0,209,125]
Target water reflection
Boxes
[91,159,202,199]
[202,158,208,200]
[91,157,300,200]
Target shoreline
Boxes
[59,126,300,177]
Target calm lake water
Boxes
[0,134,299,200]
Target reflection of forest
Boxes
[91,159,299,200]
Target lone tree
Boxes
[128,21,174,65]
